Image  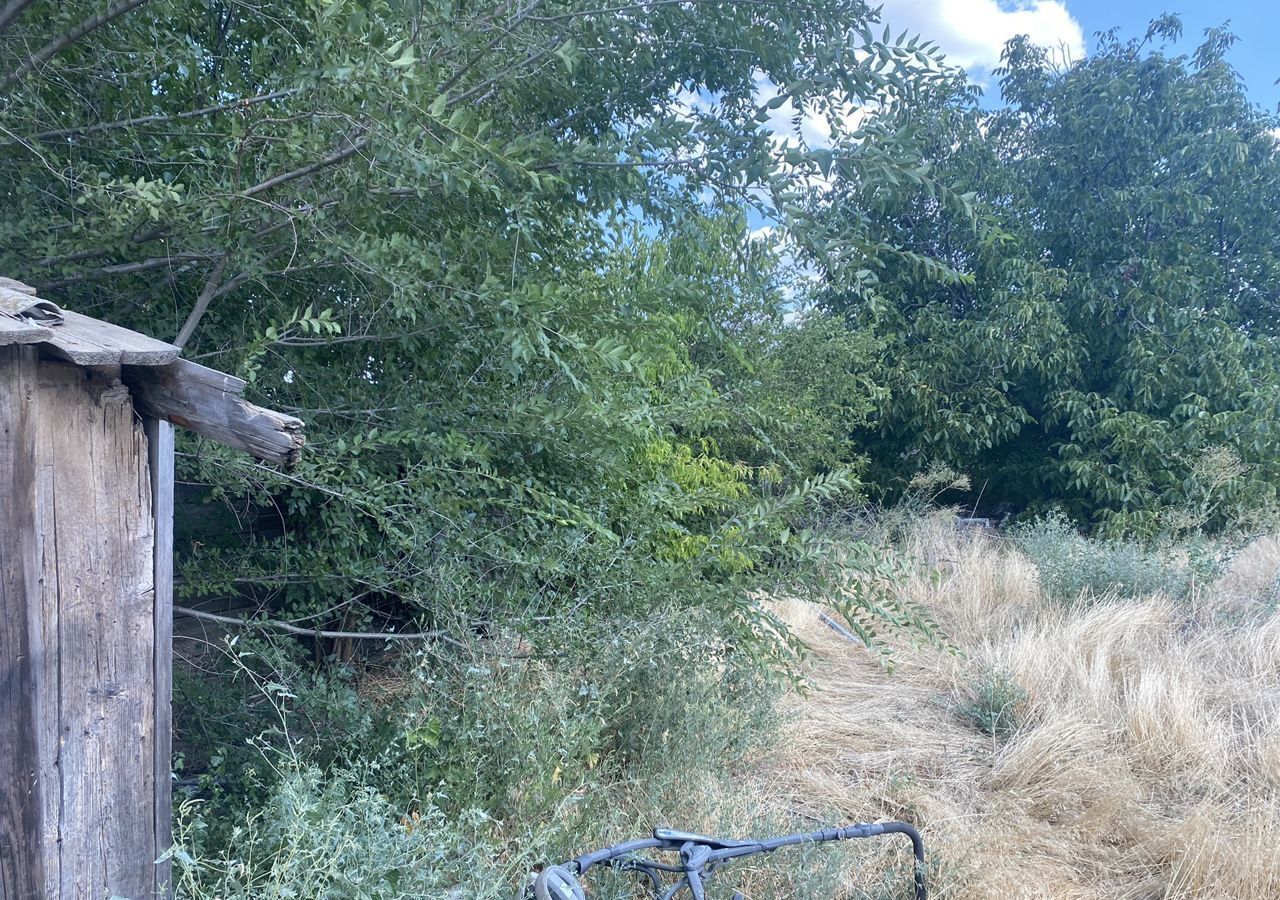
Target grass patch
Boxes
[171,606,800,899]
[765,519,1280,899]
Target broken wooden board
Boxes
[0,278,175,363]
[0,276,38,296]
[0,278,63,333]
[123,358,304,465]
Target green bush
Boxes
[958,670,1028,740]
[1012,512,1192,603]
[172,764,497,900]
[171,605,788,896]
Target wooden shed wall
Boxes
[0,349,170,899]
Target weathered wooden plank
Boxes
[123,358,305,465]
[146,417,175,899]
[33,397,61,896]
[0,277,37,296]
[40,310,180,367]
[35,362,158,900]
[0,345,45,900]
[0,312,52,346]
[0,282,45,319]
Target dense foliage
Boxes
[0,0,951,655]
[0,2,949,893]
[821,19,1280,534]
[2,2,1278,893]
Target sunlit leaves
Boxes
[0,0,945,662]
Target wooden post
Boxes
[0,359,167,899]
[146,418,175,898]
[1,344,44,900]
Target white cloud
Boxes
[875,0,1085,77]
[752,73,876,151]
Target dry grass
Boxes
[762,516,1280,899]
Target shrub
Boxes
[171,604,788,896]
[172,763,498,900]
[1012,512,1191,603]
[958,670,1028,740]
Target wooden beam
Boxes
[0,344,45,899]
[122,358,304,466]
[0,312,51,345]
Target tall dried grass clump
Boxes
[767,515,1280,899]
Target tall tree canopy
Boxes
[819,18,1280,533]
[4,6,1279,890]
[0,1,950,654]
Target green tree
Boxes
[0,2,955,657]
[818,18,1280,533]
[1,3,965,877]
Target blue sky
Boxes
[873,0,1280,110]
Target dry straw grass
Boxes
[763,517,1280,899]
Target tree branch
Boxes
[174,255,228,348]
[173,604,466,648]
[435,0,543,96]
[32,196,336,293]
[26,89,298,142]
[36,249,220,290]
[0,0,37,35]
[528,0,825,23]
[31,225,171,267]
[448,37,563,107]
[532,154,710,172]
[274,327,440,347]
[239,135,372,198]
[0,0,153,92]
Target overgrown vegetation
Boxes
[170,606,794,898]
[770,518,1280,898]
[172,764,497,899]
[1,2,1278,896]
[1011,512,1194,603]
[957,670,1027,741]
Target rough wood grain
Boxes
[32,408,60,898]
[41,310,180,366]
[0,345,44,900]
[146,418,175,899]
[2,297,297,896]
[34,362,158,899]
[123,358,305,465]
[0,312,51,345]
